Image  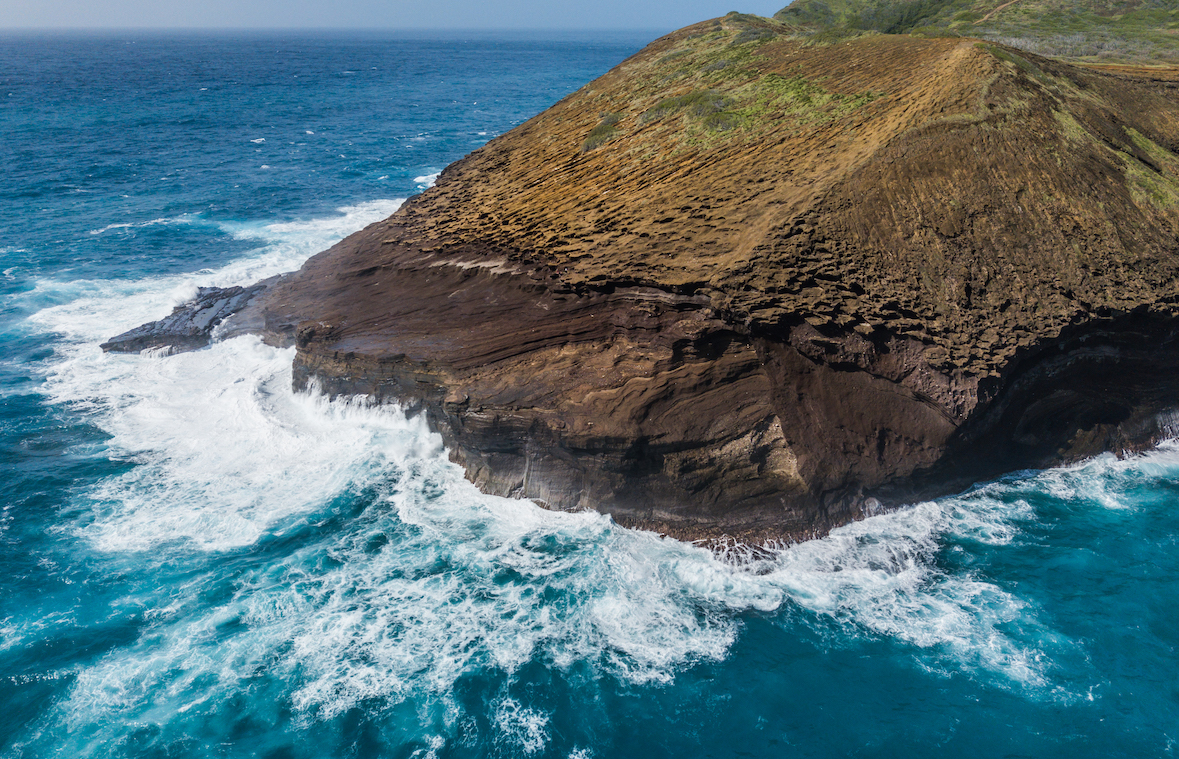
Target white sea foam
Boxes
[410,735,446,759]
[52,463,766,742]
[88,215,198,236]
[73,340,444,552]
[30,198,402,345]
[19,194,1115,751]
[414,172,441,189]
[26,200,405,549]
[219,198,399,256]
[2,263,24,282]
[0,618,18,652]
[1028,448,1179,510]
[493,698,549,755]
[757,496,1055,689]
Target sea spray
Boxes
[4,32,1177,758]
[18,189,1109,746]
[13,255,1178,755]
[23,272,1089,749]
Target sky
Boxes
[0,0,788,30]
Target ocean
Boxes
[0,30,1176,759]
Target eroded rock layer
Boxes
[246,20,1179,540]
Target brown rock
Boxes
[152,21,1179,542]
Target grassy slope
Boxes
[774,0,1179,62]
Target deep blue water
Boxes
[1,30,1177,759]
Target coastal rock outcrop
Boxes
[101,279,277,354]
[111,17,1179,541]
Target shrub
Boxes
[659,49,692,64]
[581,113,623,153]
[642,90,730,124]
[731,28,779,46]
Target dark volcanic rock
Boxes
[102,280,273,354]
[257,26,1179,542]
[117,21,1179,543]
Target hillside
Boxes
[240,16,1179,541]
[109,15,1179,541]
[776,0,1179,63]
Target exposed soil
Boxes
[976,0,1024,25]
[1076,62,1179,82]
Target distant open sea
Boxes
[0,29,1176,759]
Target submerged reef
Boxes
[108,15,1179,542]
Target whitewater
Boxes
[1,30,1175,759]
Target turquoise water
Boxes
[1,31,1177,759]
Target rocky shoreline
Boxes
[101,277,283,355]
[105,21,1179,542]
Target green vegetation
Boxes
[734,73,880,121]
[648,16,877,130]
[778,0,960,34]
[642,90,732,124]
[975,42,1050,80]
[1123,128,1179,210]
[579,15,881,154]
[1122,151,1179,209]
[774,0,1179,62]
[637,73,878,140]
[581,113,622,152]
[1051,109,1092,143]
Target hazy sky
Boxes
[0,0,788,30]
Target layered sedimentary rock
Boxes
[112,17,1179,541]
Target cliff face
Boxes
[244,18,1179,540]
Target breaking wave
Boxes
[14,197,1155,755]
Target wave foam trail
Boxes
[16,198,1097,751]
[758,496,1060,690]
[23,200,407,550]
[41,343,785,747]
[24,198,402,345]
[88,215,200,236]
[1029,443,1179,510]
[17,196,771,750]
[52,451,776,746]
[45,428,1076,754]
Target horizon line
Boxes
[0,25,678,34]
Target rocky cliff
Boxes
[112,16,1179,542]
